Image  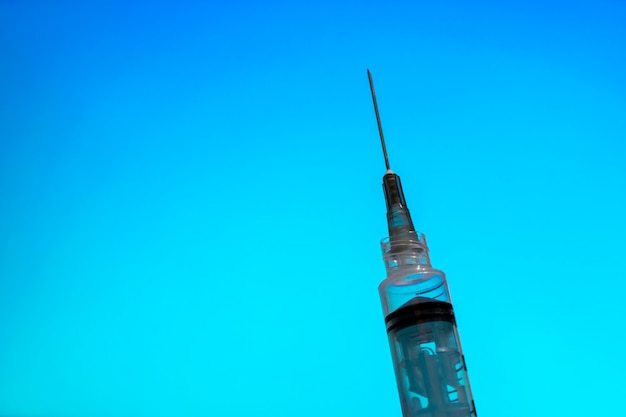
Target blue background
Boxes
[1,1,625,416]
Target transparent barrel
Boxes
[379,233,476,417]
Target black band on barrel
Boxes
[385,299,455,333]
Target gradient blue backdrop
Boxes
[1,1,625,416]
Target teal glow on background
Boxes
[1,2,625,416]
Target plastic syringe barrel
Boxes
[379,236,477,417]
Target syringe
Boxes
[367,69,477,417]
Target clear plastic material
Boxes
[379,233,476,417]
